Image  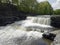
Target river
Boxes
[0,16,55,45]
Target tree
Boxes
[1,0,8,3]
[0,0,1,3]
[12,0,19,5]
[54,9,60,15]
[0,0,54,15]
[0,0,12,3]
[36,1,53,15]
[19,0,38,14]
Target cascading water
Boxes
[24,16,53,32]
[37,18,50,25]
[0,25,48,45]
[0,15,53,45]
[27,15,51,25]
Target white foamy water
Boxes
[17,19,53,32]
[0,16,53,45]
[27,16,51,25]
[0,25,48,45]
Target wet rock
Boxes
[51,15,60,28]
[42,33,56,41]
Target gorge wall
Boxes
[51,15,60,28]
[0,3,26,26]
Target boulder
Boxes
[42,33,56,41]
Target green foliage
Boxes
[0,0,1,3]
[36,1,53,15]
[12,0,19,5]
[19,1,53,15]
[1,0,9,3]
[54,9,60,15]
[0,0,54,15]
[19,0,38,13]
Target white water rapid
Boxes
[27,16,51,25]
[0,25,48,45]
[0,16,53,45]
[21,16,53,32]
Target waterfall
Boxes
[0,15,53,45]
[27,16,51,25]
[21,16,53,32]
[40,18,50,25]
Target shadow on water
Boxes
[43,38,53,45]
[11,37,48,45]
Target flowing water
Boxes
[33,17,50,25]
[0,16,53,45]
[24,16,53,32]
[0,25,48,45]
[27,15,51,25]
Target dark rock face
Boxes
[0,3,26,26]
[42,33,56,41]
[51,16,60,28]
